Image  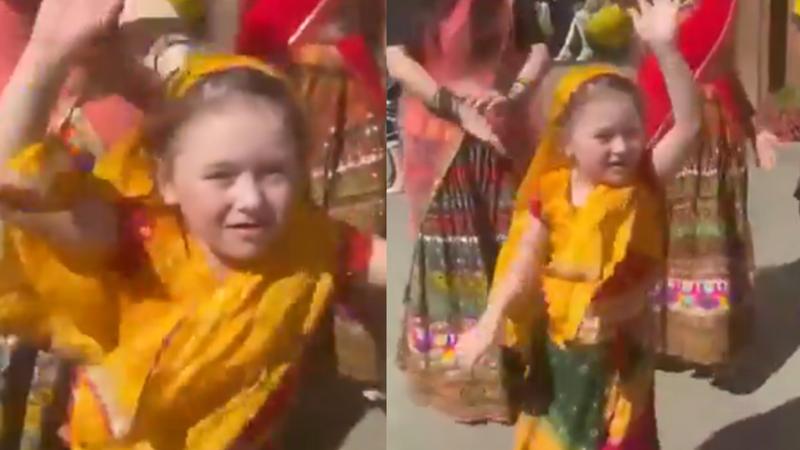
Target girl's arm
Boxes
[457,215,547,368]
[632,0,702,182]
[0,45,70,189]
[0,0,124,263]
[0,0,124,189]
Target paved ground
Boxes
[386,146,800,450]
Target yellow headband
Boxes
[167,53,289,99]
[548,63,623,124]
[527,64,626,180]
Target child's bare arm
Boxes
[0,0,124,263]
[648,41,701,181]
[457,215,547,369]
[0,0,124,189]
[483,216,547,325]
[630,0,701,182]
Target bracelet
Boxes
[432,87,461,122]
[509,79,533,99]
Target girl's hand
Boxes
[629,0,680,50]
[755,130,780,170]
[456,314,503,370]
[29,0,125,60]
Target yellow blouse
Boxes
[0,142,343,449]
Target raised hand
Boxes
[629,0,680,49]
[29,0,125,59]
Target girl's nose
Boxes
[230,173,264,211]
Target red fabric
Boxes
[637,0,739,142]
[236,0,384,108]
[233,367,300,448]
[529,198,542,219]
[81,97,143,149]
[341,223,373,275]
[237,0,321,59]
[112,200,153,276]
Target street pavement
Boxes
[385,146,800,450]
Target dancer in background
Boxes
[638,0,775,378]
[389,0,550,424]
[0,1,386,448]
[457,2,700,447]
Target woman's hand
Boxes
[755,130,780,170]
[629,0,679,51]
[464,91,509,115]
[455,102,506,154]
[29,0,125,61]
[456,312,503,370]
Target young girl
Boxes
[388,0,551,424]
[457,0,700,447]
[162,0,388,388]
[0,1,385,448]
[637,0,775,375]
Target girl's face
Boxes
[563,86,645,187]
[159,96,302,266]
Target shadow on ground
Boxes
[715,258,800,394]
[698,397,800,450]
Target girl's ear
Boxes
[156,159,178,205]
[558,125,574,157]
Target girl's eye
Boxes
[203,172,237,186]
[259,172,288,185]
[595,132,614,143]
[204,172,235,180]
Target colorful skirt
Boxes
[654,91,755,366]
[396,139,519,424]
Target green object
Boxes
[585,4,634,52]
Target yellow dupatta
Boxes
[1,55,342,449]
[493,65,664,351]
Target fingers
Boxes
[485,96,508,114]
[627,7,642,30]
